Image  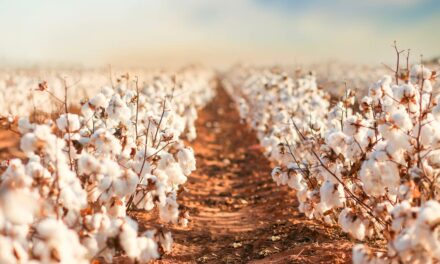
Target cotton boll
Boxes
[325,131,347,156]
[114,169,138,198]
[390,201,412,232]
[352,244,385,264]
[25,159,50,180]
[338,208,367,240]
[81,103,94,121]
[90,93,108,108]
[17,117,34,134]
[286,169,306,191]
[20,133,37,154]
[133,190,155,211]
[413,123,436,147]
[271,167,288,186]
[319,180,345,212]
[78,153,101,175]
[0,236,23,264]
[91,128,122,156]
[56,114,81,132]
[378,124,411,154]
[81,235,99,259]
[410,64,432,82]
[360,159,400,197]
[0,188,39,225]
[164,162,187,186]
[1,159,33,187]
[413,201,440,258]
[392,231,415,261]
[158,231,173,253]
[107,94,131,123]
[390,110,412,131]
[119,219,141,259]
[59,176,88,212]
[159,194,179,224]
[343,115,362,137]
[138,235,159,262]
[34,219,88,264]
[177,147,196,175]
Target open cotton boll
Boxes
[413,201,440,258]
[343,115,364,137]
[56,113,81,132]
[1,159,33,187]
[0,188,39,225]
[89,93,108,108]
[325,131,347,156]
[0,236,29,264]
[390,110,413,131]
[286,164,307,191]
[338,208,367,240]
[25,159,51,180]
[164,162,187,186]
[138,235,159,262]
[119,219,141,259]
[369,76,392,101]
[34,219,89,264]
[177,148,196,176]
[78,153,101,175]
[319,180,345,212]
[91,128,122,156]
[352,244,386,264]
[114,169,138,198]
[59,177,88,212]
[106,94,131,123]
[159,194,179,224]
[412,122,438,147]
[391,201,413,232]
[158,231,173,253]
[271,167,288,186]
[17,117,35,134]
[410,64,432,81]
[360,159,400,197]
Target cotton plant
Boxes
[225,62,440,263]
[0,68,215,263]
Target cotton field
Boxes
[1,1,439,263]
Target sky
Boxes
[0,0,439,68]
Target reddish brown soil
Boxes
[0,130,22,160]
[0,87,354,263]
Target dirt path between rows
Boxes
[146,86,353,263]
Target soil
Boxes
[0,86,354,263]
